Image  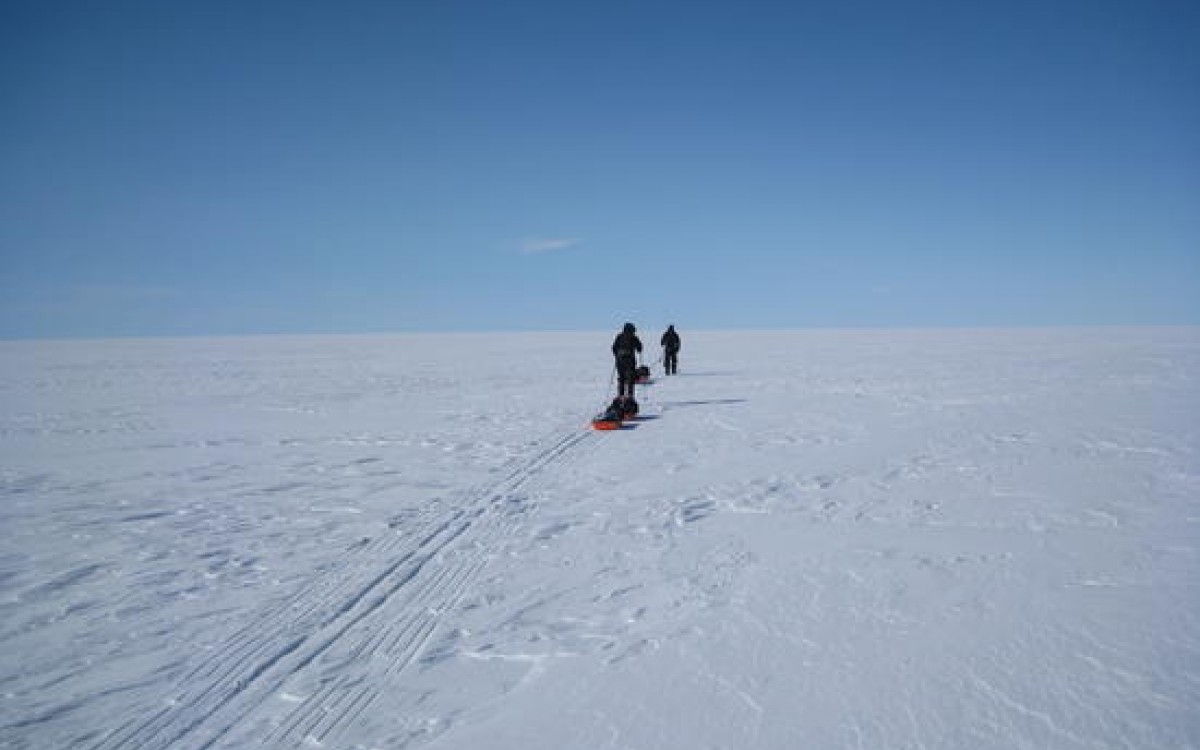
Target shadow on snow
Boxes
[660,399,748,409]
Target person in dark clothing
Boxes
[661,325,681,375]
[612,322,643,399]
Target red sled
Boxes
[591,417,623,430]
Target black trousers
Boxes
[664,349,678,374]
[616,358,637,397]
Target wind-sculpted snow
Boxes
[1,329,1198,749]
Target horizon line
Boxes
[4,322,1199,345]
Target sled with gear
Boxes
[591,414,623,430]
[591,396,639,430]
[635,365,653,384]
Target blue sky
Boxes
[2,0,1197,338]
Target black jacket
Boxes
[661,327,681,353]
[612,331,643,364]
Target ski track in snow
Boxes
[81,427,598,750]
[2,329,1199,749]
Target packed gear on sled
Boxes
[590,395,639,430]
[591,414,622,430]
[635,365,652,384]
[591,398,626,430]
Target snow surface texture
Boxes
[2,329,1198,750]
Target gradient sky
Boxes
[2,0,1198,338]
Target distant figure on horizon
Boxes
[612,322,643,400]
[661,325,681,375]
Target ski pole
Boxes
[600,363,616,410]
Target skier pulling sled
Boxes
[591,322,643,431]
[661,325,680,375]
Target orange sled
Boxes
[591,417,623,430]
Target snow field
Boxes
[1,329,1198,749]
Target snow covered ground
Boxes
[2,328,1198,750]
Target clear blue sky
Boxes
[2,0,1197,338]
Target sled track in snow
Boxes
[88,428,595,750]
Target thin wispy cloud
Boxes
[519,237,582,256]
